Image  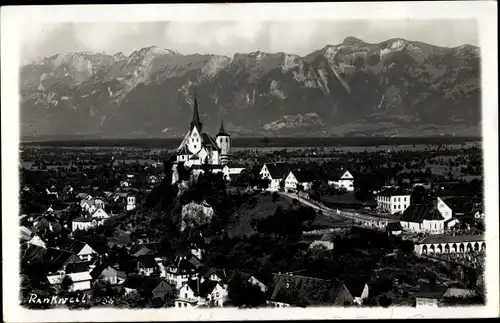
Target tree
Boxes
[91,277,119,305]
[115,290,146,308]
[257,178,271,190]
[410,185,427,205]
[279,179,285,191]
[378,294,392,307]
[227,275,267,308]
[234,169,253,188]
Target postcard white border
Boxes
[2,1,498,321]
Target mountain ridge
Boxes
[20,36,481,138]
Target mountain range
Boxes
[20,37,481,139]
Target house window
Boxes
[184,293,188,298]
[216,292,219,297]
[177,303,182,308]
[184,303,187,308]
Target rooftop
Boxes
[328,168,350,181]
[439,196,482,215]
[377,187,410,197]
[265,163,292,180]
[270,274,350,307]
[415,283,448,298]
[59,238,88,254]
[400,204,444,223]
[418,234,485,245]
[291,170,317,183]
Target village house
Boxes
[202,268,229,283]
[221,164,246,182]
[32,214,62,234]
[268,274,354,307]
[136,255,161,276]
[165,254,203,289]
[400,204,446,234]
[175,278,228,308]
[436,196,482,221]
[25,232,47,249]
[122,275,175,301]
[47,271,93,292]
[126,195,136,211]
[228,270,269,294]
[90,265,127,286]
[386,222,403,236]
[128,243,157,258]
[259,162,291,191]
[24,247,81,280]
[376,187,411,214]
[80,198,106,213]
[284,170,316,192]
[107,230,132,248]
[327,168,355,192]
[71,213,107,232]
[90,208,110,220]
[59,238,98,262]
[415,283,448,308]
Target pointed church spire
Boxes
[217,120,230,137]
[190,94,202,132]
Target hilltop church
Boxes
[172,96,238,184]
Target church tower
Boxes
[190,95,202,132]
[216,120,230,164]
[187,95,202,154]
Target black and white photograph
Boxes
[1,2,498,321]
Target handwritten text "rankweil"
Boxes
[28,293,87,305]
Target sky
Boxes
[21,20,478,63]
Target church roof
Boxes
[400,204,444,223]
[190,95,203,132]
[217,120,230,137]
[177,145,190,156]
[201,133,221,152]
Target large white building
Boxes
[376,187,411,214]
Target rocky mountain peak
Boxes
[342,36,365,46]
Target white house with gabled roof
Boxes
[327,168,355,191]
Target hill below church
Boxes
[20,37,481,138]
